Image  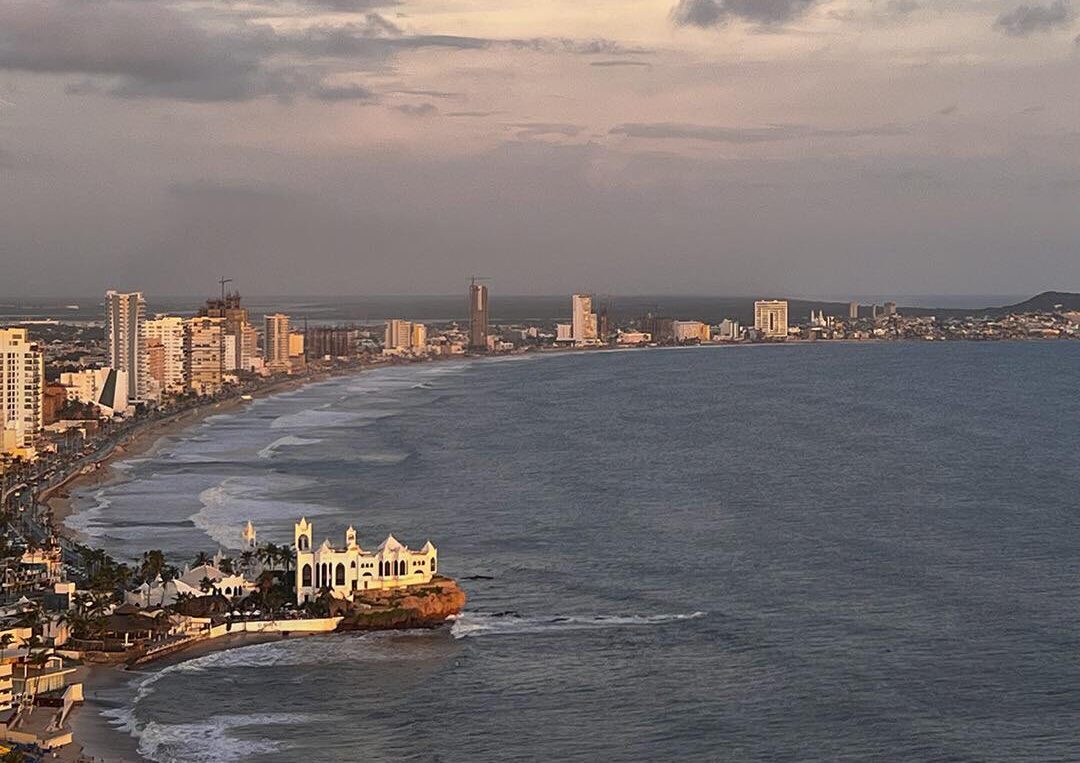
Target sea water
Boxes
[67,342,1080,761]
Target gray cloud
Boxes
[0,1,620,103]
[887,0,919,13]
[504,38,651,55]
[512,122,585,139]
[995,0,1074,36]
[395,102,438,115]
[311,83,377,101]
[938,103,958,115]
[671,0,819,27]
[446,110,502,117]
[303,0,400,12]
[609,122,906,143]
[390,89,463,99]
[590,60,653,68]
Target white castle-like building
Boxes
[294,517,437,604]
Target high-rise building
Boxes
[306,327,359,359]
[640,313,675,344]
[754,300,789,339]
[469,281,489,351]
[597,303,611,344]
[105,290,148,402]
[384,319,413,351]
[0,328,43,456]
[239,324,259,371]
[184,317,224,396]
[201,290,252,371]
[144,315,185,395]
[849,301,859,319]
[571,294,599,346]
[410,323,427,350]
[264,314,291,372]
[288,331,305,359]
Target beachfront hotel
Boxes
[294,518,437,604]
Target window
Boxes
[302,564,312,587]
[335,563,345,586]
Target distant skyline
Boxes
[3,0,1080,296]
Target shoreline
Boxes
[42,369,356,536]
[37,366,376,762]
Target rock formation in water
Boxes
[332,576,467,631]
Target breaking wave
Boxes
[450,611,707,639]
[256,435,323,459]
[191,475,328,549]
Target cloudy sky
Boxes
[1,0,1078,297]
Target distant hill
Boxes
[987,291,1080,315]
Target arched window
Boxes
[399,560,406,575]
[302,564,312,587]
[335,563,346,586]
[431,557,436,573]
[298,536,309,551]
[350,561,356,569]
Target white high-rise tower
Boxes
[105,290,148,402]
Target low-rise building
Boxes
[294,518,437,604]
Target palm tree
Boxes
[198,576,217,595]
[278,546,295,575]
[218,557,235,575]
[192,551,211,567]
[258,543,280,571]
[239,550,255,574]
[140,549,167,582]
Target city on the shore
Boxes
[0,283,1078,759]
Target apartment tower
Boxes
[469,281,489,351]
[754,300,789,339]
[0,328,44,456]
[264,313,291,372]
[105,290,148,401]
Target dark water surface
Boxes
[69,342,1080,761]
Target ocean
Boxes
[67,341,1080,761]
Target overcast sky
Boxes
[1,0,1078,297]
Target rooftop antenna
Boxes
[219,277,233,302]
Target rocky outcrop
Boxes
[333,576,466,631]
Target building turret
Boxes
[242,520,257,549]
[346,526,357,548]
[294,517,312,552]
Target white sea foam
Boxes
[269,408,385,430]
[450,611,707,639]
[256,435,323,459]
[191,474,328,549]
[62,488,111,538]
